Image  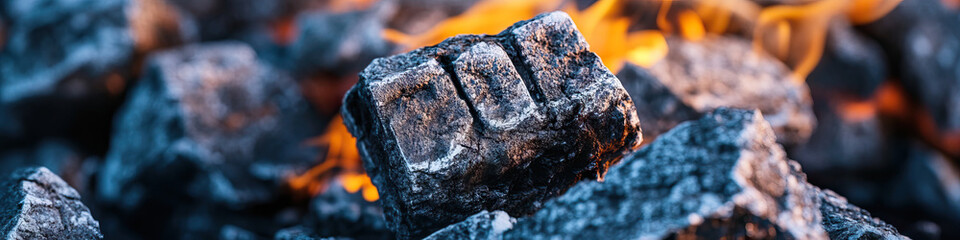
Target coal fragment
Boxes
[860,0,960,130]
[616,63,700,145]
[0,0,134,150]
[97,42,323,238]
[0,167,102,239]
[807,19,888,98]
[429,108,906,239]
[342,11,642,239]
[424,210,515,240]
[819,189,905,239]
[289,6,392,77]
[637,36,815,146]
[282,179,393,239]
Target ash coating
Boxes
[427,108,906,240]
[640,36,815,147]
[97,42,323,238]
[342,11,642,239]
[0,167,102,239]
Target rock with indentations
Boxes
[342,11,642,239]
[0,167,102,239]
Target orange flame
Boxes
[752,0,902,82]
[287,115,378,201]
[384,0,670,73]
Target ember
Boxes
[1,0,958,239]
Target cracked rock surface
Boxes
[342,11,642,239]
[632,36,815,146]
[0,167,102,239]
[428,108,906,240]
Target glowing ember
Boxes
[287,115,378,201]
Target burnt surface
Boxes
[639,36,815,147]
[279,180,393,239]
[861,0,960,130]
[289,6,392,78]
[342,11,642,239]
[616,63,700,145]
[97,42,323,238]
[505,108,826,239]
[427,108,907,240]
[0,167,102,239]
[0,0,134,153]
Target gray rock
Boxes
[506,108,826,239]
[289,5,392,77]
[807,19,887,98]
[424,211,515,240]
[0,167,102,239]
[98,42,323,237]
[819,189,905,239]
[342,11,642,239]
[0,0,132,104]
[642,36,815,147]
[616,63,700,145]
[429,108,906,239]
[287,179,392,239]
[860,0,960,130]
[0,0,134,148]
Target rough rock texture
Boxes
[0,0,134,150]
[342,11,642,239]
[289,6,392,77]
[807,19,887,99]
[506,108,826,239]
[642,36,815,146]
[424,210,515,240]
[861,0,960,130]
[0,167,102,239]
[281,179,393,239]
[427,109,906,240]
[97,42,323,238]
[616,63,700,145]
[0,0,132,104]
[819,189,905,239]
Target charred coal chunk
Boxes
[424,211,516,240]
[807,19,887,99]
[289,6,392,78]
[342,11,642,239]
[616,63,701,145]
[0,167,102,239]
[98,42,323,237]
[496,108,905,239]
[285,180,393,239]
[0,0,133,150]
[819,189,905,239]
[861,0,960,130]
[642,36,815,147]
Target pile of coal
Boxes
[861,0,960,131]
[620,36,815,147]
[97,42,323,238]
[276,179,393,239]
[0,0,134,149]
[0,167,102,239]
[342,11,642,239]
[428,108,905,239]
